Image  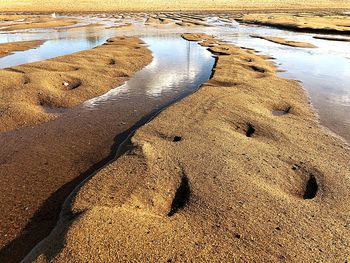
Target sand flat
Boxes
[0,37,152,132]
[237,13,350,34]
[1,0,350,11]
[250,34,317,48]
[24,33,350,262]
[0,40,45,58]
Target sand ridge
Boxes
[23,33,350,262]
[1,0,350,11]
[250,34,317,48]
[236,13,350,34]
[0,36,152,263]
[0,15,79,31]
[0,37,152,132]
[0,40,45,58]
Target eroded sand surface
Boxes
[0,37,151,132]
[0,36,152,262]
[250,34,317,48]
[24,34,350,262]
[0,14,79,31]
[0,40,45,58]
[237,13,350,34]
[0,10,349,263]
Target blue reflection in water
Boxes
[85,35,215,107]
[0,36,106,68]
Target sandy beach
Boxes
[0,40,45,58]
[0,36,152,262]
[236,13,350,34]
[0,37,151,132]
[0,6,349,263]
[21,33,350,262]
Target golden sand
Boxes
[0,37,152,132]
[237,13,350,34]
[24,34,350,262]
[0,15,79,31]
[250,34,317,48]
[1,0,350,11]
[0,40,45,58]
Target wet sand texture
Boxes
[0,36,152,263]
[250,34,317,48]
[0,15,79,31]
[237,13,350,34]
[25,34,350,262]
[0,37,152,132]
[1,1,350,11]
[313,35,350,41]
[0,40,45,58]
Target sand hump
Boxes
[24,34,350,262]
[0,40,45,58]
[0,37,152,132]
[250,34,317,48]
[237,13,350,34]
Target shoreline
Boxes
[0,40,45,58]
[24,34,350,261]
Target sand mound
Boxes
[237,13,350,34]
[24,34,350,262]
[1,0,350,11]
[250,34,317,48]
[0,40,45,58]
[0,37,152,132]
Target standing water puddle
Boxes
[84,34,215,109]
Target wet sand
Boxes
[1,1,350,11]
[250,34,317,48]
[0,36,152,262]
[237,13,350,34]
[0,40,45,58]
[0,37,152,132]
[24,33,350,262]
[0,10,349,262]
[0,15,79,31]
[313,35,350,41]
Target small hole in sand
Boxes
[246,123,255,137]
[303,175,318,199]
[173,136,182,142]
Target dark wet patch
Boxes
[273,106,291,116]
[249,65,267,73]
[41,105,67,114]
